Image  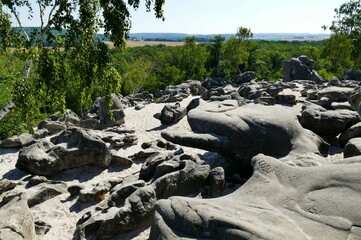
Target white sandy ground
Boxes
[0,84,343,240]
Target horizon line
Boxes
[15,27,331,35]
[129,32,331,35]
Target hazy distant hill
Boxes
[129,32,330,42]
[9,27,330,43]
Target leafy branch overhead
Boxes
[0,0,166,139]
[1,0,165,48]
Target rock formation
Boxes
[149,154,361,240]
[162,99,328,168]
[16,127,110,176]
[282,55,323,83]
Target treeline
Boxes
[113,36,337,96]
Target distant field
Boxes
[104,41,185,48]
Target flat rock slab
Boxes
[150,154,361,240]
[317,86,356,102]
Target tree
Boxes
[206,35,225,77]
[179,36,208,80]
[221,26,254,79]
[321,33,354,77]
[222,37,249,79]
[122,57,155,95]
[236,26,253,41]
[327,0,361,69]
[0,0,166,136]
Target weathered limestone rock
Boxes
[201,77,228,90]
[75,153,211,239]
[37,120,68,135]
[109,150,133,167]
[317,86,356,102]
[107,180,146,207]
[300,104,360,136]
[61,109,80,126]
[1,188,23,204]
[25,182,68,207]
[79,181,112,203]
[149,154,361,240]
[348,89,361,110]
[344,138,361,158]
[339,122,361,146]
[130,139,180,160]
[209,167,225,198]
[233,71,257,85]
[33,128,49,139]
[238,84,262,100]
[0,179,17,195]
[156,103,187,125]
[162,100,328,168]
[80,93,125,129]
[275,94,297,105]
[16,127,110,176]
[0,133,34,148]
[282,55,322,83]
[0,198,36,240]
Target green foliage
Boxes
[222,37,249,79]
[0,52,24,107]
[179,36,208,80]
[206,35,225,77]
[0,109,28,139]
[0,0,165,138]
[122,57,154,95]
[321,34,354,77]
[236,26,253,41]
[326,0,361,70]
[331,0,361,36]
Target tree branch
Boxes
[10,7,30,42]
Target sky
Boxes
[11,0,348,34]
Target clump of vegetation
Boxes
[0,0,165,139]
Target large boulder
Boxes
[155,103,187,125]
[179,80,206,95]
[233,71,257,85]
[149,154,361,240]
[16,127,110,176]
[201,77,228,90]
[282,56,322,83]
[162,100,328,168]
[80,93,125,129]
[299,104,360,136]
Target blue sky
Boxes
[11,0,347,34]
